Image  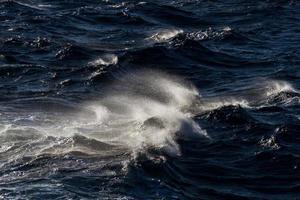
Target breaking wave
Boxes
[1,71,298,162]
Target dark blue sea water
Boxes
[1,0,300,199]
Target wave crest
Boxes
[87,70,207,156]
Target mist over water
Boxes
[1,0,300,199]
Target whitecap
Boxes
[265,80,297,97]
[85,70,208,156]
[259,135,280,150]
[149,29,183,42]
[88,54,118,66]
[0,70,209,159]
[198,99,250,112]
[187,26,232,41]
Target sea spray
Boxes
[86,70,208,156]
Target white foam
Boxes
[6,75,298,159]
[259,136,280,150]
[265,80,297,97]
[199,99,250,112]
[187,26,232,41]
[88,54,118,66]
[198,80,298,111]
[0,71,208,159]
[84,71,207,155]
[149,29,183,42]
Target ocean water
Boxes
[1,0,300,199]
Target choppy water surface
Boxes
[1,0,300,199]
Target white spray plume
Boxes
[85,70,207,156]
